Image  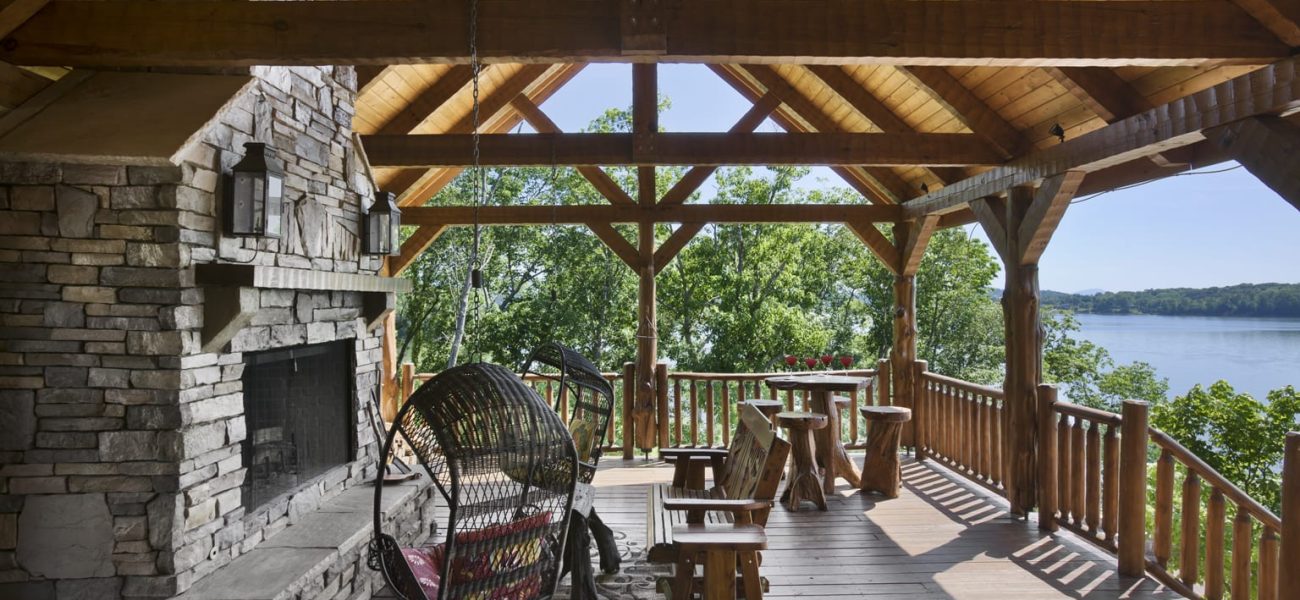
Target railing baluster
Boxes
[992,398,1003,487]
[1206,489,1227,600]
[982,394,994,480]
[1037,387,1058,532]
[623,363,635,459]
[673,377,683,448]
[705,379,715,447]
[1103,424,1119,544]
[1071,418,1086,528]
[1154,450,1175,567]
[721,379,731,447]
[1230,507,1252,600]
[966,390,978,477]
[1180,473,1202,586]
[1086,420,1101,535]
[1058,414,1072,525]
[689,380,699,447]
[1259,528,1279,600]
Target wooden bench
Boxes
[647,404,791,564]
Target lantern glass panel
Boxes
[264,174,284,238]
[387,213,400,256]
[231,172,257,234]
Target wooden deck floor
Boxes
[591,455,1179,599]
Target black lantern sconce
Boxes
[224,142,285,238]
[364,191,401,256]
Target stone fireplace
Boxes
[0,65,434,599]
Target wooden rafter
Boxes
[361,132,1002,168]
[652,222,704,275]
[899,215,939,276]
[388,224,447,276]
[355,65,393,97]
[367,65,475,136]
[658,91,780,206]
[900,66,1029,160]
[0,0,50,39]
[585,222,639,269]
[402,203,901,226]
[0,61,52,110]
[1044,67,1153,125]
[1227,0,1300,47]
[1017,171,1084,264]
[846,221,900,275]
[1205,116,1300,212]
[509,95,635,205]
[3,0,1286,68]
[806,64,964,186]
[903,55,1300,218]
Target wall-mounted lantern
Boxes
[224,142,285,238]
[364,191,401,256]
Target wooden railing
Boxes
[916,366,1006,495]
[406,363,877,456]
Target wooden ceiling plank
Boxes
[659,91,779,206]
[371,64,475,136]
[404,203,902,226]
[355,65,393,97]
[1016,170,1085,264]
[652,222,705,275]
[902,56,1300,218]
[585,222,640,270]
[387,223,448,276]
[362,131,1003,168]
[1204,116,1300,212]
[510,95,635,205]
[3,0,1286,68]
[845,220,900,275]
[1044,67,1153,124]
[901,66,1030,160]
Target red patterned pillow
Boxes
[400,547,442,598]
[402,512,552,599]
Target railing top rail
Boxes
[666,369,876,381]
[414,371,620,382]
[1052,401,1124,427]
[1149,428,1283,531]
[919,371,1004,398]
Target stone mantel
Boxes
[195,263,411,293]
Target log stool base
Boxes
[776,411,828,512]
[670,525,767,600]
[859,406,912,498]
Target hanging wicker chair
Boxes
[370,362,578,600]
[519,343,622,592]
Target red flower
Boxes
[784,355,798,367]
[820,354,833,365]
[839,355,853,367]
[804,357,817,368]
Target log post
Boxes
[655,362,670,450]
[877,358,890,406]
[400,362,414,406]
[622,362,636,459]
[914,360,928,459]
[632,62,659,452]
[1037,384,1058,532]
[1281,432,1300,599]
[1118,399,1149,577]
[379,311,399,422]
[891,271,917,447]
[1000,186,1042,517]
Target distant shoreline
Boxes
[1022,282,1300,319]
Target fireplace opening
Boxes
[241,340,355,511]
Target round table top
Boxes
[859,405,913,422]
[775,411,829,429]
[765,373,871,392]
[740,398,785,408]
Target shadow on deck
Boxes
[587,455,1178,599]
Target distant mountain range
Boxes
[1007,283,1300,318]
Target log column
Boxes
[972,172,1083,517]
[632,63,659,451]
[890,270,917,447]
[1281,432,1300,599]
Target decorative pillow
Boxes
[568,419,598,463]
[402,512,552,599]
[400,547,442,599]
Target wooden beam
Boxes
[387,223,447,276]
[0,68,90,138]
[1205,116,1300,212]
[903,55,1300,218]
[363,131,1002,168]
[1017,171,1084,264]
[0,61,51,110]
[3,1,1286,68]
[899,215,938,276]
[901,66,1029,159]
[369,64,475,135]
[806,65,962,186]
[403,203,901,226]
[970,196,1011,264]
[389,63,582,206]
[0,0,49,39]
[1228,0,1300,47]
[1044,67,1153,124]
[653,222,704,275]
[659,91,779,205]
[731,64,917,203]
[585,222,639,270]
[1076,139,1229,196]
[355,65,394,98]
[510,95,635,205]
[846,221,899,275]
[195,263,413,292]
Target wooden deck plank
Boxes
[577,456,1177,598]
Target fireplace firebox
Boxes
[240,340,355,511]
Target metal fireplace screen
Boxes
[241,340,355,511]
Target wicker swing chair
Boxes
[520,343,622,595]
[370,362,578,600]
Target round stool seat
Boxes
[741,399,784,414]
[832,395,852,409]
[859,405,912,423]
[776,411,828,430]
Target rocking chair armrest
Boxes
[659,448,730,460]
[661,498,768,513]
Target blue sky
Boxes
[532,64,1300,293]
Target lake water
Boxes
[1071,313,1300,400]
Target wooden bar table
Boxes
[766,374,867,493]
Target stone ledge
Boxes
[175,478,430,600]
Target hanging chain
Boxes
[468,0,484,363]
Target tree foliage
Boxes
[1043,283,1300,318]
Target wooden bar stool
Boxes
[858,406,912,498]
[776,411,828,512]
[740,399,784,428]
[671,525,768,600]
